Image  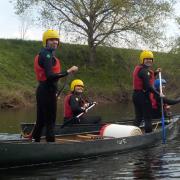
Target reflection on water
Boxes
[0,136,180,180]
[0,102,179,133]
[0,102,135,133]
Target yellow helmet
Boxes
[139,50,154,64]
[42,29,60,47]
[70,79,84,92]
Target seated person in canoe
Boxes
[63,79,101,125]
[151,79,180,119]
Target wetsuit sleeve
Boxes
[138,68,159,95]
[154,71,159,77]
[163,97,180,105]
[41,51,68,82]
[69,95,85,115]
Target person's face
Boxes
[143,58,153,67]
[74,85,84,94]
[47,38,59,49]
[157,85,166,92]
[162,85,166,92]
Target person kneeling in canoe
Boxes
[151,79,180,119]
[63,79,101,125]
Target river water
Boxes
[0,103,179,179]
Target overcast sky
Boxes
[0,1,180,45]
[0,1,43,40]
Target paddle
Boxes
[56,76,68,97]
[61,102,97,128]
[159,71,166,144]
[116,118,170,125]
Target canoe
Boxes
[20,118,172,137]
[21,123,105,137]
[0,115,179,169]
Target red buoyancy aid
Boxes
[64,93,73,119]
[34,55,61,81]
[133,65,155,90]
[150,93,158,109]
[150,93,169,111]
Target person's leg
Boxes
[79,116,101,124]
[152,109,161,119]
[45,89,57,142]
[133,92,143,127]
[143,98,153,133]
[32,86,45,142]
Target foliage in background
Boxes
[14,0,175,63]
[0,39,179,108]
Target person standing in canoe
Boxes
[151,79,180,119]
[132,50,161,133]
[32,29,78,142]
[63,79,101,125]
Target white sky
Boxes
[0,1,180,45]
[0,1,43,40]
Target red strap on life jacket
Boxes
[150,93,158,109]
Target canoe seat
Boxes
[56,138,81,143]
[77,134,104,140]
[76,134,114,140]
[54,133,114,143]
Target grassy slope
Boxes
[0,39,179,108]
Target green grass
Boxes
[0,39,179,108]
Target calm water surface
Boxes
[0,103,179,179]
[0,102,136,133]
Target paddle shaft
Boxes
[159,72,166,144]
[116,118,170,125]
[56,76,68,97]
[76,103,96,118]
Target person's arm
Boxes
[163,97,180,105]
[69,95,85,115]
[139,68,159,95]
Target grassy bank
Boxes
[0,39,179,108]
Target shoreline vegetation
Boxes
[0,39,179,109]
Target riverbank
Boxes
[0,39,179,109]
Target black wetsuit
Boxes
[64,93,101,124]
[32,48,68,142]
[133,65,159,133]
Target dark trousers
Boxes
[133,91,152,133]
[152,108,170,119]
[64,115,101,125]
[152,109,161,119]
[32,83,57,142]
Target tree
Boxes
[14,0,174,64]
[170,16,180,54]
[18,11,33,40]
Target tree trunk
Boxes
[88,45,96,65]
